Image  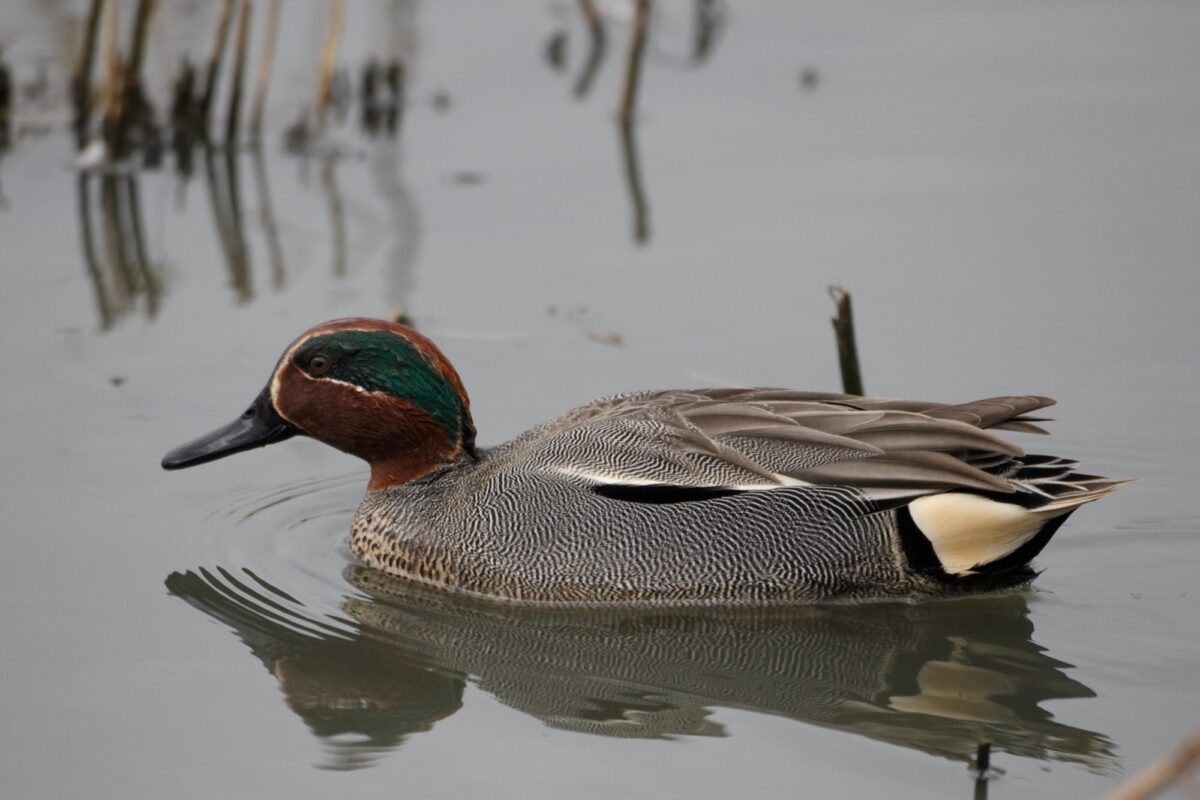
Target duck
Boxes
[162,317,1125,606]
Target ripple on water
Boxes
[186,471,368,638]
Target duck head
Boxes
[162,318,477,490]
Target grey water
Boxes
[2,2,1198,798]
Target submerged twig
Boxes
[829,286,864,396]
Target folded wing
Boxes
[518,389,1059,501]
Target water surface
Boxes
[1,2,1198,798]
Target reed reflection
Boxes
[250,143,286,290]
[76,172,161,330]
[550,0,726,245]
[168,564,1115,774]
[204,144,253,303]
[64,1,413,330]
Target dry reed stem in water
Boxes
[1103,731,1200,800]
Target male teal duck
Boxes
[163,318,1124,606]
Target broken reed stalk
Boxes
[315,0,346,123]
[829,286,864,396]
[618,0,650,125]
[71,0,105,140]
[199,0,234,133]
[225,0,252,145]
[249,0,280,140]
[1103,731,1200,800]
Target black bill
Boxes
[162,388,298,470]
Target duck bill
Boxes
[162,389,298,470]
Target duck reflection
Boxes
[166,567,463,771]
[549,0,728,245]
[167,565,1114,772]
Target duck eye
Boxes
[308,354,331,375]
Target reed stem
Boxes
[618,0,650,125]
[225,0,252,145]
[249,0,280,141]
[829,286,864,396]
[71,0,105,140]
[315,0,346,123]
[200,0,234,135]
[1103,731,1200,800]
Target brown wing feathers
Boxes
[672,391,1055,495]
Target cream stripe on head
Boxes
[268,322,383,419]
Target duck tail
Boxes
[899,458,1130,579]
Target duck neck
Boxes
[363,418,466,492]
[368,454,447,492]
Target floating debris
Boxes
[587,330,624,348]
[447,171,485,186]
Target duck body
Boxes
[355,461,910,605]
[163,319,1124,607]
